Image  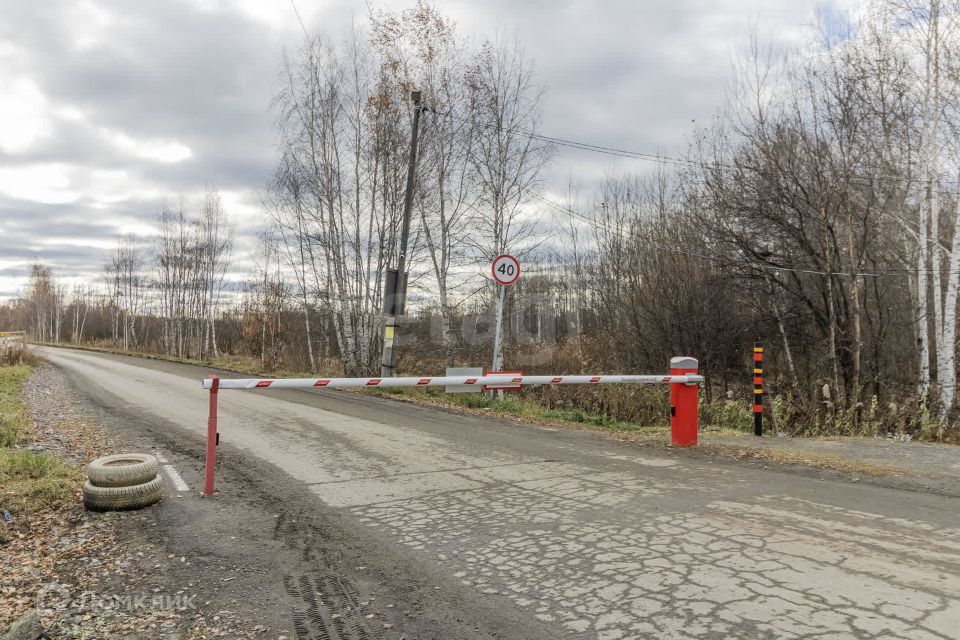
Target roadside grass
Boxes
[0,449,79,513]
[0,356,81,526]
[0,343,42,367]
[368,386,678,438]
[0,363,31,447]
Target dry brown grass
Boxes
[697,442,910,477]
[0,343,41,367]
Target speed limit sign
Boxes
[491,254,521,286]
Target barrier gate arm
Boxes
[200,358,702,495]
[201,373,703,390]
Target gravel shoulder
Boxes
[3,364,227,638]
[9,360,557,640]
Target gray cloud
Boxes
[0,0,847,299]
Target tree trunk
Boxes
[937,169,960,429]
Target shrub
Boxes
[0,344,41,367]
[701,399,753,432]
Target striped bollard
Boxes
[753,342,763,436]
[670,357,699,447]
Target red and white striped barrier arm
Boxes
[201,373,704,390]
[200,361,704,495]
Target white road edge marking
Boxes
[163,465,191,493]
[155,452,190,492]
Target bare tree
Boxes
[468,34,550,367]
[273,28,407,375]
[468,34,550,260]
[196,188,234,359]
[371,2,482,366]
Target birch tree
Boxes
[371,2,482,366]
[196,188,234,359]
[273,29,407,375]
[469,35,550,260]
[468,34,550,367]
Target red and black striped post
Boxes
[753,342,763,436]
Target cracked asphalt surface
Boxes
[40,346,960,639]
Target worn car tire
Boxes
[87,453,160,487]
[82,475,163,512]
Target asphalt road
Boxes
[41,346,960,639]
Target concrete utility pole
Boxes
[381,90,424,377]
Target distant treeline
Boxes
[3,0,960,441]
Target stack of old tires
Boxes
[82,453,164,512]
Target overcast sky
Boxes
[0,0,851,299]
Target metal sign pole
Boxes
[491,284,506,373]
[488,253,520,400]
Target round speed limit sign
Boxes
[491,254,521,286]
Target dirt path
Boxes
[697,432,960,496]
[29,346,960,639]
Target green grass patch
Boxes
[700,399,754,433]
[0,449,80,513]
[0,358,81,517]
[0,364,31,447]
[370,386,660,433]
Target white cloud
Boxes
[220,188,263,219]
[0,76,52,154]
[0,0,855,300]
[231,0,309,31]
[86,168,164,208]
[66,1,116,51]
[102,129,193,164]
[0,164,79,204]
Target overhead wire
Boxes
[521,186,957,279]
[439,108,960,192]
[272,10,952,280]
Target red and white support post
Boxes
[204,375,219,495]
[669,357,699,447]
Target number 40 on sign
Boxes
[492,254,521,286]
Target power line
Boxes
[522,187,958,279]
[439,108,960,192]
[264,32,950,279]
[288,0,310,41]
